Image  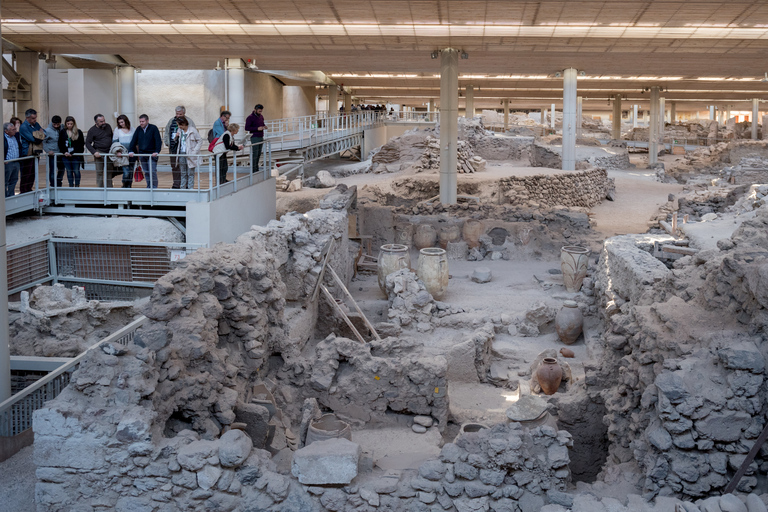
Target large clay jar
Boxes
[305,414,352,446]
[536,358,563,395]
[377,244,411,296]
[462,219,485,248]
[556,300,583,345]
[395,223,414,247]
[413,225,438,249]
[561,246,590,292]
[438,225,461,248]
[417,247,449,300]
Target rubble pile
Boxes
[414,136,486,173]
[9,283,139,357]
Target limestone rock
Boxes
[291,438,361,485]
[471,267,492,283]
[218,429,252,468]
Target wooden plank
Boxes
[348,214,358,238]
[725,419,768,493]
[660,245,698,256]
[320,284,365,343]
[310,238,334,304]
[327,266,381,341]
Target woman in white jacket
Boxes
[173,117,203,189]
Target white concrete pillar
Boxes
[225,58,245,126]
[762,115,768,140]
[0,20,10,401]
[649,86,660,165]
[725,106,731,124]
[670,102,676,125]
[428,99,435,112]
[503,99,509,130]
[118,66,137,127]
[329,85,339,116]
[752,99,760,140]
[710,106,716,120]
[659,97,666,136]
[550,103,556,129]
[612,94,622,140]
[344,91,352,113]
[439,48,459,205]
[465,85,474,118]
[633,105,639,128]
[562,68,578,171]
[577,96,583,138]
[542,108,547,126]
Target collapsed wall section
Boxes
[499,168,613,208]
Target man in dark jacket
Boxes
[4,122,22,196]
[85,114,115,187]
[128,114,163,189]
[18,108,43,193]
[245,104,267,174]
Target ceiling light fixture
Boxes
[460,52,469,60]
[762,72,768,83]
[430,51,439,59]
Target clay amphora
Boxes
[555,300,583,345]
[377,244,411,296]
[417,248,449,300]
[305,414,352,446]
[560,246,590,292]
[462,219,485,248]
[438,225,461,248]
[536,358,563,395]
[413,225,438,249]
[395,223,414,247]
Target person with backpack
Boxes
[211,123,243,184]
[211,110,230,140]
[245,104,267,174]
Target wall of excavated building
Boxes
[498,168,613,208]
[589,212,768,499]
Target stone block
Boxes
[177,440,218,472]
[696,411,752,442]
[291,438,360,485]
[219,429,252,468]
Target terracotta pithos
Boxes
[560,245,590,292]
[536,357,563,395]
[395,224,414,247]
[438,225,461,248]
[555,300,583,345]
[462,219,485,248]
[305,414,352,446]
[417,247,449,300]
[377,244,411,295]
[413,225,438,249]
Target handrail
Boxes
[0,315,148,436]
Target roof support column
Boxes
[576,96,583,139]
[465,85,474,118]
[542,107,547,127]
[439,48,459,205]
[633,105,639,128]
[659,97,666,136]
[503,99,509,130]
[753,99,760,140]
[329,85,338,116]
[649,86,660,165]
[612,94,622,140]
[550,103,556,129]
[710,106,715,120]
[0,18,10,402]
[670,101,676,125]
[428,99,435,113]
[344,90,352,113]
[562,68,577,171]
[118,66,137,128]
[225,58,245,126]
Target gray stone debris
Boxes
[471,266,492,283]
[291,438,361,485]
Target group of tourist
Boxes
[3,104,268,196]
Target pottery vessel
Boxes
[556,300,583,345]
[454,422,489,443]
[413,225,438,249]
[305,414,352,446]
[417,247,449,300]
[560,246,590,292]
[536,358,563,395]
[438,225,461,248]
[462,219,485,248]
[395,224,414,247]
[377,244,411,296]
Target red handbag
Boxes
[134,164,144,182]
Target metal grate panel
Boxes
[6,241,50,292]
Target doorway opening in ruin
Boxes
[164,409,196,438]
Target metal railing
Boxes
[0,316,148,437]
[6,236,205,297]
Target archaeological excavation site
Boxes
[2,111,768,512]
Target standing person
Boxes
[10,117,21,131]
[245,104,267,174]
[85,114,115,187]
[4,122,21,197]
[58,116,85,187]
[111,115,135,188]
[18,109,44,193]
[43,115,64,187]
[128,114,162,189]
[164,106,196,188]
[216,123,244,184]
[171,117,202,189]
[212,110,231,140]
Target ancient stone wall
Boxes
[499,168,613,208]
[590,217,768,499]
